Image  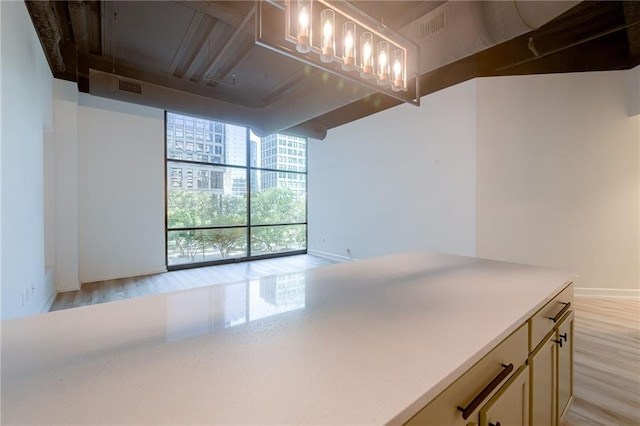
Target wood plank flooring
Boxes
[50,254,338,311]
[51,263,639,425]
[563,297,640,426]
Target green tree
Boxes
[206,228,245,258]
[250,188,306,253]
[168,189,247,261]
[167,187,306,259]
[250,187,304,225]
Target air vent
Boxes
[118,79,142,94]
[418,11,445,39]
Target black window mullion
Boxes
[246,127,252,258]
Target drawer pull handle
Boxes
[553,339,563,348]
[547,302,571,323]
[489,422,501,426]
[560,333,567,342]
[457,363,514,420]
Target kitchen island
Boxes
[1,252,574,425]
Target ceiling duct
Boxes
[403,0,581,74]
[89,69,332,139]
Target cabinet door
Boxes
[556,311,574,424]
[480,365,529,426]
[529,335,556,426]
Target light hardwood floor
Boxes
[50,254,338,311]
[563,297,640,426]
[51,263,639,425]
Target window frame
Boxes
[164,111,308,270]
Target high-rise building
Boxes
[166,113,238,193]
[221,124,248,196]
[259,273,306,308]
[260,134,306,195]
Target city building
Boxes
[166,112,226,192]
[167,115,263,196]
[260,134,307,195]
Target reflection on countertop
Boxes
[166,272,306,342]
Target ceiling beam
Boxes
[199,6,256,83]
[24,1,66,73]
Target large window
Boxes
[165,112,307,268]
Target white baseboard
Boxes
[574,287,640,299]
[40,289,57,313]
[40,266,57,313]
[308,249,354,263]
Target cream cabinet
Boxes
[528,284,574,426]
[480,365,530,426]
[529,335,556,425]
[556,311,574,424]
[404,282,573,426]
[405,325,528,425]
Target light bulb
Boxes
[394,60,401,80]
[320,9,335,62]
[323,20,333,46]
[296,5,311,53]
[342,23,356,71]
[345,31,353,52]
[379,50,387,68]
[299,7,309,33]
[363,42,371,62]
[392,49,405,91]
[360,32,374,78]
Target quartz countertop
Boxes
[1,252,573,425]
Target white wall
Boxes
[476,71,639,296]
[310,69,638,297]
[0,1,55,319]
[77,95,166,283]
[53,80,80,291]
[308,79,477,260]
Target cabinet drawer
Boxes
[405,324,528,426]
[529,283,573,352]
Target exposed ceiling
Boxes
[26,1,640,139]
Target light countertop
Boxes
[1,251,573,425]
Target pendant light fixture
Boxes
[256,0,420,106]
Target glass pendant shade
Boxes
[376,41,390,86]
[392,49,405,91]
[296,0,312,53]
[359,31,374,78]
[320,9,335,62]
[342,21,356,71]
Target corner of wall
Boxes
[53,78,81,294]
[628,64,640,117]
[0,0,4,319]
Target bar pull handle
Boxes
[547,302,571,323]
[457,363,514,420]
[559,333,567,342]
[553,339,563,348]
[489,422,502,426]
